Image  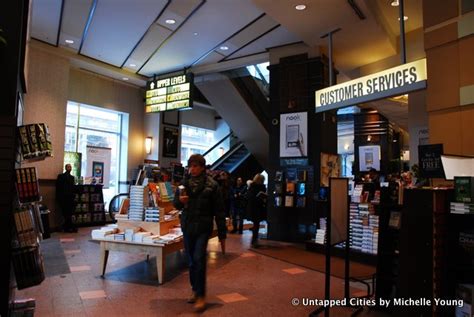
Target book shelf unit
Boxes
[73,184,105,227]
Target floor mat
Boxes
[39,238,70,277]
[250,241,375,279]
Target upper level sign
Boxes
[145,73,193,113]
[315,59,427,112]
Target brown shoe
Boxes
[187,291,197,304]
[193,296,206,312]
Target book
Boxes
[285,195,294,207]
[455,177,474,203]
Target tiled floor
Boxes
[15,228,388,316]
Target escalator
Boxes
[194,63,271,169]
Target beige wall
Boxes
[23,45,145,229]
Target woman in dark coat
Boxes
[247,173,267,248]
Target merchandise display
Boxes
[72,185,105,225]
[349,203,379,255]
[15,168,40,203]
[18,123,53,160]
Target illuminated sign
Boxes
[145,73,193,113]
[315,58,427,112]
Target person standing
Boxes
[173,154,227,312]
[247,173,267,248]
[55,164,77,233]
[230,177,247,234]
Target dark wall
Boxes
[0,0,29,314]
[266,54,337,242]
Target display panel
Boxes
[145,73,193,113]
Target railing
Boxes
[202,132,240,166]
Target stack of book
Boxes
[143,235,161,244]
[114,233,125,241]
[91,226,119,239]
[18,123,53,160]
[451,202,474,214]
[13,208,38,247]
[129,186,146,221]
[145,207,160,222]
[315,218,327,245]
[349,203,379,255]
[15,168,40,203]
[158,182,174,202]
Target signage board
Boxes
[315,59,427,112]
[418,144,444,178]
[145,73,193,113]
[279,112,308,158]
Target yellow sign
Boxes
[145,74,193,113]
[315,59,427,112]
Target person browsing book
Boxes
[173,154,227,312]
[247,173,267,248]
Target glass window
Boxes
[65,102,126,208]
[180,125,227,166]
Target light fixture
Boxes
[129,63,136,67]
[367,135,372,142]
[193,32,198,36]
[165,19,176,24]
[65,39,74,44]
[391,0,399,6]
[220,45,229,50]
[398,16,408,21]
[122,77,129,81]
[295,4,306,10]
[145,137,153,154]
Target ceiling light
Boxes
[193,32,198,36]
[129,63,136,67]
[220,46,229,50]
[165,19,176,25]
[65,39,74,44]
[122,77,129,81]
[391,0,399,6]
[295,4,306,11]
[398,16,408,21]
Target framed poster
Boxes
[163,126,179,158]
[279,112,307,157]
[86,146,111,188]
[320,153,341,187]
[359,145,381,171]
[418,144,444,178]
[162,111,180,126]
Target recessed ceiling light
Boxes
[165,19,176,25]
[129,63,136,67]
[65,39,74,44]
[391,0,399,6]
[295,4,306,11]
[398,16,408,21]
[122,77,129,81]
[193,32,198,36]
[220,46,229,50]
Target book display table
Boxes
[95,238,184,285]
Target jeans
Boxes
[231,208,244,232]
[183,231,209,297]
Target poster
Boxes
[64,151,82,181]
[418,144,444,178]
[86,146,111,188]
[359,145,381,171]
[320,153,341,187]
[280,112,307,158]
[163,126,179,158]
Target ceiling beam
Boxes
[78,0,98,53]
[55,0,65,47]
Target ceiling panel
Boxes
[194,51,225,66]
[123,0,201,72]
[58,0,93,51]
[139,0,264,76]
[229,26,301,60]
[30,0,63,45]
[80,0,168,66]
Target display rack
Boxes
[73,184,105,226]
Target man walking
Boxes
[56,164,77,233]
[174,154,227,312]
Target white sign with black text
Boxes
[280,112,308,158]
[359,145,381,172]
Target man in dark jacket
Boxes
[173,154,227,312]
[56,164,77,233]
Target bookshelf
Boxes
[73,184,105,226]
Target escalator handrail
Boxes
[202,132,235,157]
[108,193,130,222]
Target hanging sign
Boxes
[145,73,193,113]
[315,58,427,112]
[279,112,308,158]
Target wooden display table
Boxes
[95,238,184,284]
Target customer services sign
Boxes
[315,59,427,112]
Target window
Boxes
[180,125,229,166]
[65,102,128,207]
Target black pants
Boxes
[251,220,261,245]
[60,200,75,231]
[183,231,209,297]
[232,208,244,232]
